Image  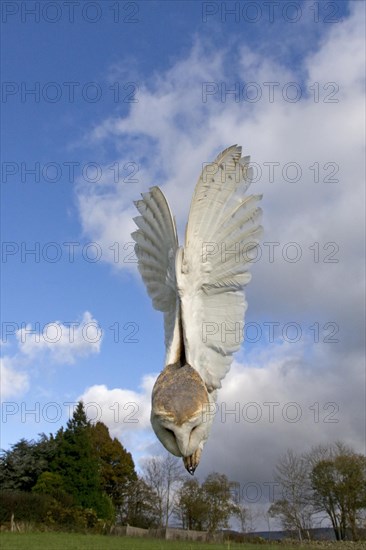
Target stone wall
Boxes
[111,525,218,542]
[111,525,150,537]
[165,527,208,541]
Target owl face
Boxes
[150,363,212,473]
[151,408,208,457]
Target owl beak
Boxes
[183,456,197,475]
[183,447,201,475]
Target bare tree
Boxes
[142,453,183,528]
[269,449,313,540]
[236,503,258,533]
[262,506,274,534]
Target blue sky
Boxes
[1,0,365,512]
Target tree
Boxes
[269,449,313,540]
[0,434,56,492]
[201,472,238,533]
[52,401,113,519]
[90,421,137,508]
[236,503,258,533]
[31,471,76,523]
[271,442,366,542]
[174,478,209,530]
[32,471,65,497]
[174,472,239,533]
[0,404,142,524]
[121,477,161,528]
[311,451,366,540]
[142,454,183,528]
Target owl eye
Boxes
[165,428,175,436]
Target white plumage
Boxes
[132,145,262,473]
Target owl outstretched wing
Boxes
[176,145,263,392]
[131,186,181,366]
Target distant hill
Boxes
[255,528,336,541]
[222,527,337,541]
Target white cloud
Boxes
[305,4,365,93]
[16,311,102,365]
[1,311,102,400]
[0,356,29,399]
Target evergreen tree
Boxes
[0,404,141,525]
[52,401,110,517]
[0,434,56,492]
[89,421,137,508]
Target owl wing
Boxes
[131,186,181,365]
[176,145,263,392]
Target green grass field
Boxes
[0,532,241,550]
[1,533,366,550]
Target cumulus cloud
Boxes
[1,311,102,399]
[0,356,29,399]
[16,311,102,365]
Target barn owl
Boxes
[132,145,262,474]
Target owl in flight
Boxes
[132,145,262,474]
